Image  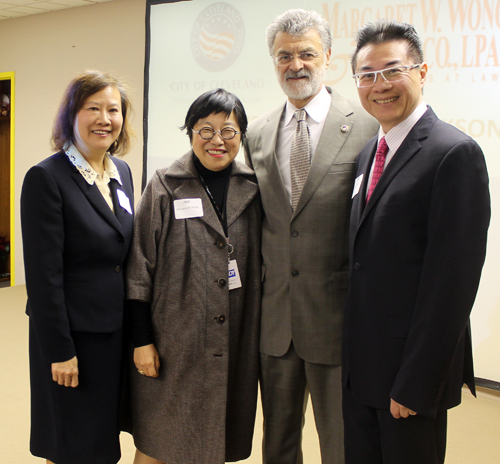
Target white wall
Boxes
[1,0,499,384]
[0,0,146,286]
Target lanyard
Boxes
[198,174,229,238]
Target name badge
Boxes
[117,189,132,214]
[352,174,363,199]
[228,259,242,290]
[174,198,204,219]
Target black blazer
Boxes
[21,151,134,363]
[343,107,490,418]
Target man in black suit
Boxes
[342,20,490,464]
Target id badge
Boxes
[117,189,133,214]
[173,198,203,219]
[352,174,363,199]
[228,259,242,290]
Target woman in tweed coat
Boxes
[126,89,262,464]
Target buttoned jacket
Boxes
[21,151,134,363]
[343,107,490,417]
[125,153,262,464]
[246,87,378,364]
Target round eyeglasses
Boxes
[353,64,423,88]
[192,127,241,140]
[273,52,322,67]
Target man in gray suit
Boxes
[246,9,378,464]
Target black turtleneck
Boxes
[192,152,232,216]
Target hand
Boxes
[51,356,79,387]
[390,398,417,419]
[134,344,160,378]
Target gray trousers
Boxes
[260,343,344,464]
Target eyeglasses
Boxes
[273,52,322,67]
[192,127,241,140]
[353,64,423,88]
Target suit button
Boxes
[217,278,227,288]
[117,236,124,243]
[216,315,226,324]
[115,266,121,273]
[291,230,299,237]
[353,262,361,271]
[291,270,299,277]
[215,240,225,250]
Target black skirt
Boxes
[29,319,123,464]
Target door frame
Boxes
[0,71,15,286]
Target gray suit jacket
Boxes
[246,87,378,364]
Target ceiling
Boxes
[0,0,115,21]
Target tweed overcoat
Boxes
[126,152,262,464]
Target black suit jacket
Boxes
[21,151,134,363]
[343,107,490,418]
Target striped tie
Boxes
[290,109,311,210]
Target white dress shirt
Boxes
[366,101,428,197]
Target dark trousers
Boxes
[260,343,344,464]
[342,384,447,464]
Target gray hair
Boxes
[266,9,332,56]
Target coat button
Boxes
[117,236,124,243]
[115,266,121,273]
[291,230,299,237]
[215,240,225,250]
[217,278,227,288]
[353,262,361,271]
[216,315,226,324]
[291,270,299,277]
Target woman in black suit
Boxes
[21,70,135,464]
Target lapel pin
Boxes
[340,125,349,132]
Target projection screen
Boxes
[145,0,500,387]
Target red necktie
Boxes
[366,136,388,203]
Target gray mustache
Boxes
[285,70,310,79]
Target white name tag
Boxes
[174,198,204,219]
[228,259,242,290]
[117,189,132,214]
[352,174,363,199]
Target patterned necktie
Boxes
[290,109,311,210]
[366,136,389,203]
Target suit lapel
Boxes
[260,106,292,215]
[293,88,355,217]
[358,107,437,225]
[226,165,259,229]
[109,178,133,236]
[353,137,377,226]
[361,133,421,222]
[70,169,124,235]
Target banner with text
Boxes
[147,0,500,383]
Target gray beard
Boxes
[278,67,325,102]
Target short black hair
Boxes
[182,88,248,145]
[351,20,424,73]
